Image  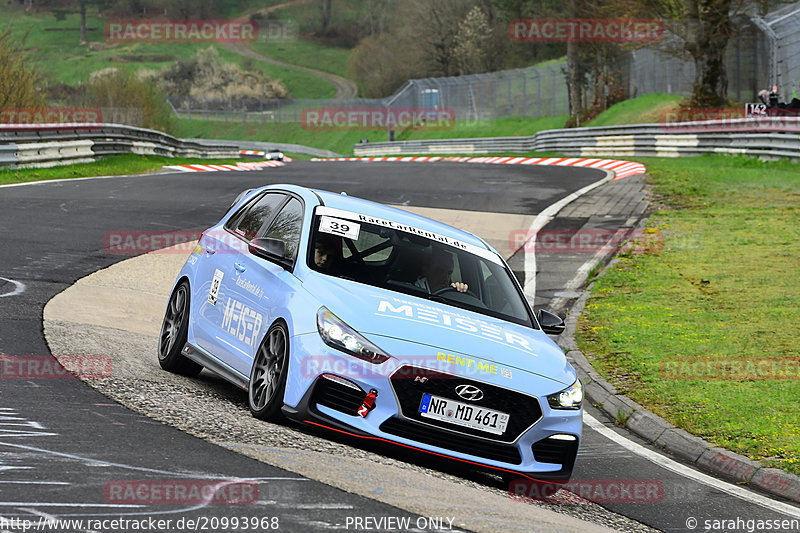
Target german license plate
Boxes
[419,394,509,435]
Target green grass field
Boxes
[0,154,243,185]
[586,94,684,127]
[249,39,351,78]
[576,155,800,475]
[3,3,339,98]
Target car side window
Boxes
[262,198,303,260]
[229,193,286,242]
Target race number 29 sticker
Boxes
[208,269,224,305]
[319,216,360,240]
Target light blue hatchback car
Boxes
[158,183,582,482]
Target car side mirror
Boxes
[537,309,565,335]
[248,237,287,266]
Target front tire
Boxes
[248,322,289,421]
[158,281,203,376]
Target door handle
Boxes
[234,262,246,272]
[206,247,216,255]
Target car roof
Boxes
[262,183,491,251]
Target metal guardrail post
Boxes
[0,123,240,169]
[352,118,800,159]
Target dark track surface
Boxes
[1,162,797,532]
[0,162,599,532]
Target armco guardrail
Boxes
[191,138,342,159]
[353,117,800,160]
[0,123,240,169]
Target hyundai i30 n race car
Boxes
[158,184,583,481]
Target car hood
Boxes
[301,273,574,387]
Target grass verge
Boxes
[0,154,242,186]
[586,94,684,127]
[174,116,569,155]
[576,154,800,475]
[248,39,351,79]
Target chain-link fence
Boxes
[757,2,800,101]
[168,3,800,125]
[385,65,570,121]
[167,63,570,125]
[167,97,390,124]
[622,6,796,103]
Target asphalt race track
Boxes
[1,161,799,532]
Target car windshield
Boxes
[307,206,534,328]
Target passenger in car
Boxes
[414,248,468,293]
[313,234,343,273]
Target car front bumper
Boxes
[283,332,582,480]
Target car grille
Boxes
[388,365,542,443]
[379,417,522,464]
[311,375,365,416]
[532,437,579,467]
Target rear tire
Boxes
[158,281,203,376]
[248,322,289,421]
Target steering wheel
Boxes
[432,286,479,299]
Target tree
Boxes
[348,33,415,97]
[45,0,114,45]
[349,0,488,95]
[566,0,581,122]
[86,69,176,133]
[453,5,492,74]
[0,29,46,111]
[681,0,735,107]
[613,0,766,107]
[318,0,333,36]
[361,0,395,37]
[393,0,494,77]
[490,0,570,68]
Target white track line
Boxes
[0,277,26,298]
[547,228,630,311]
[585,414,800,516]
[0,481,70,485]
[522,172,613,301]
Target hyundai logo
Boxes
[455,384,484,401]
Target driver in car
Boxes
[414,248,468,293]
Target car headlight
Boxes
[317,307,389,363]
[547,379,583,410]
